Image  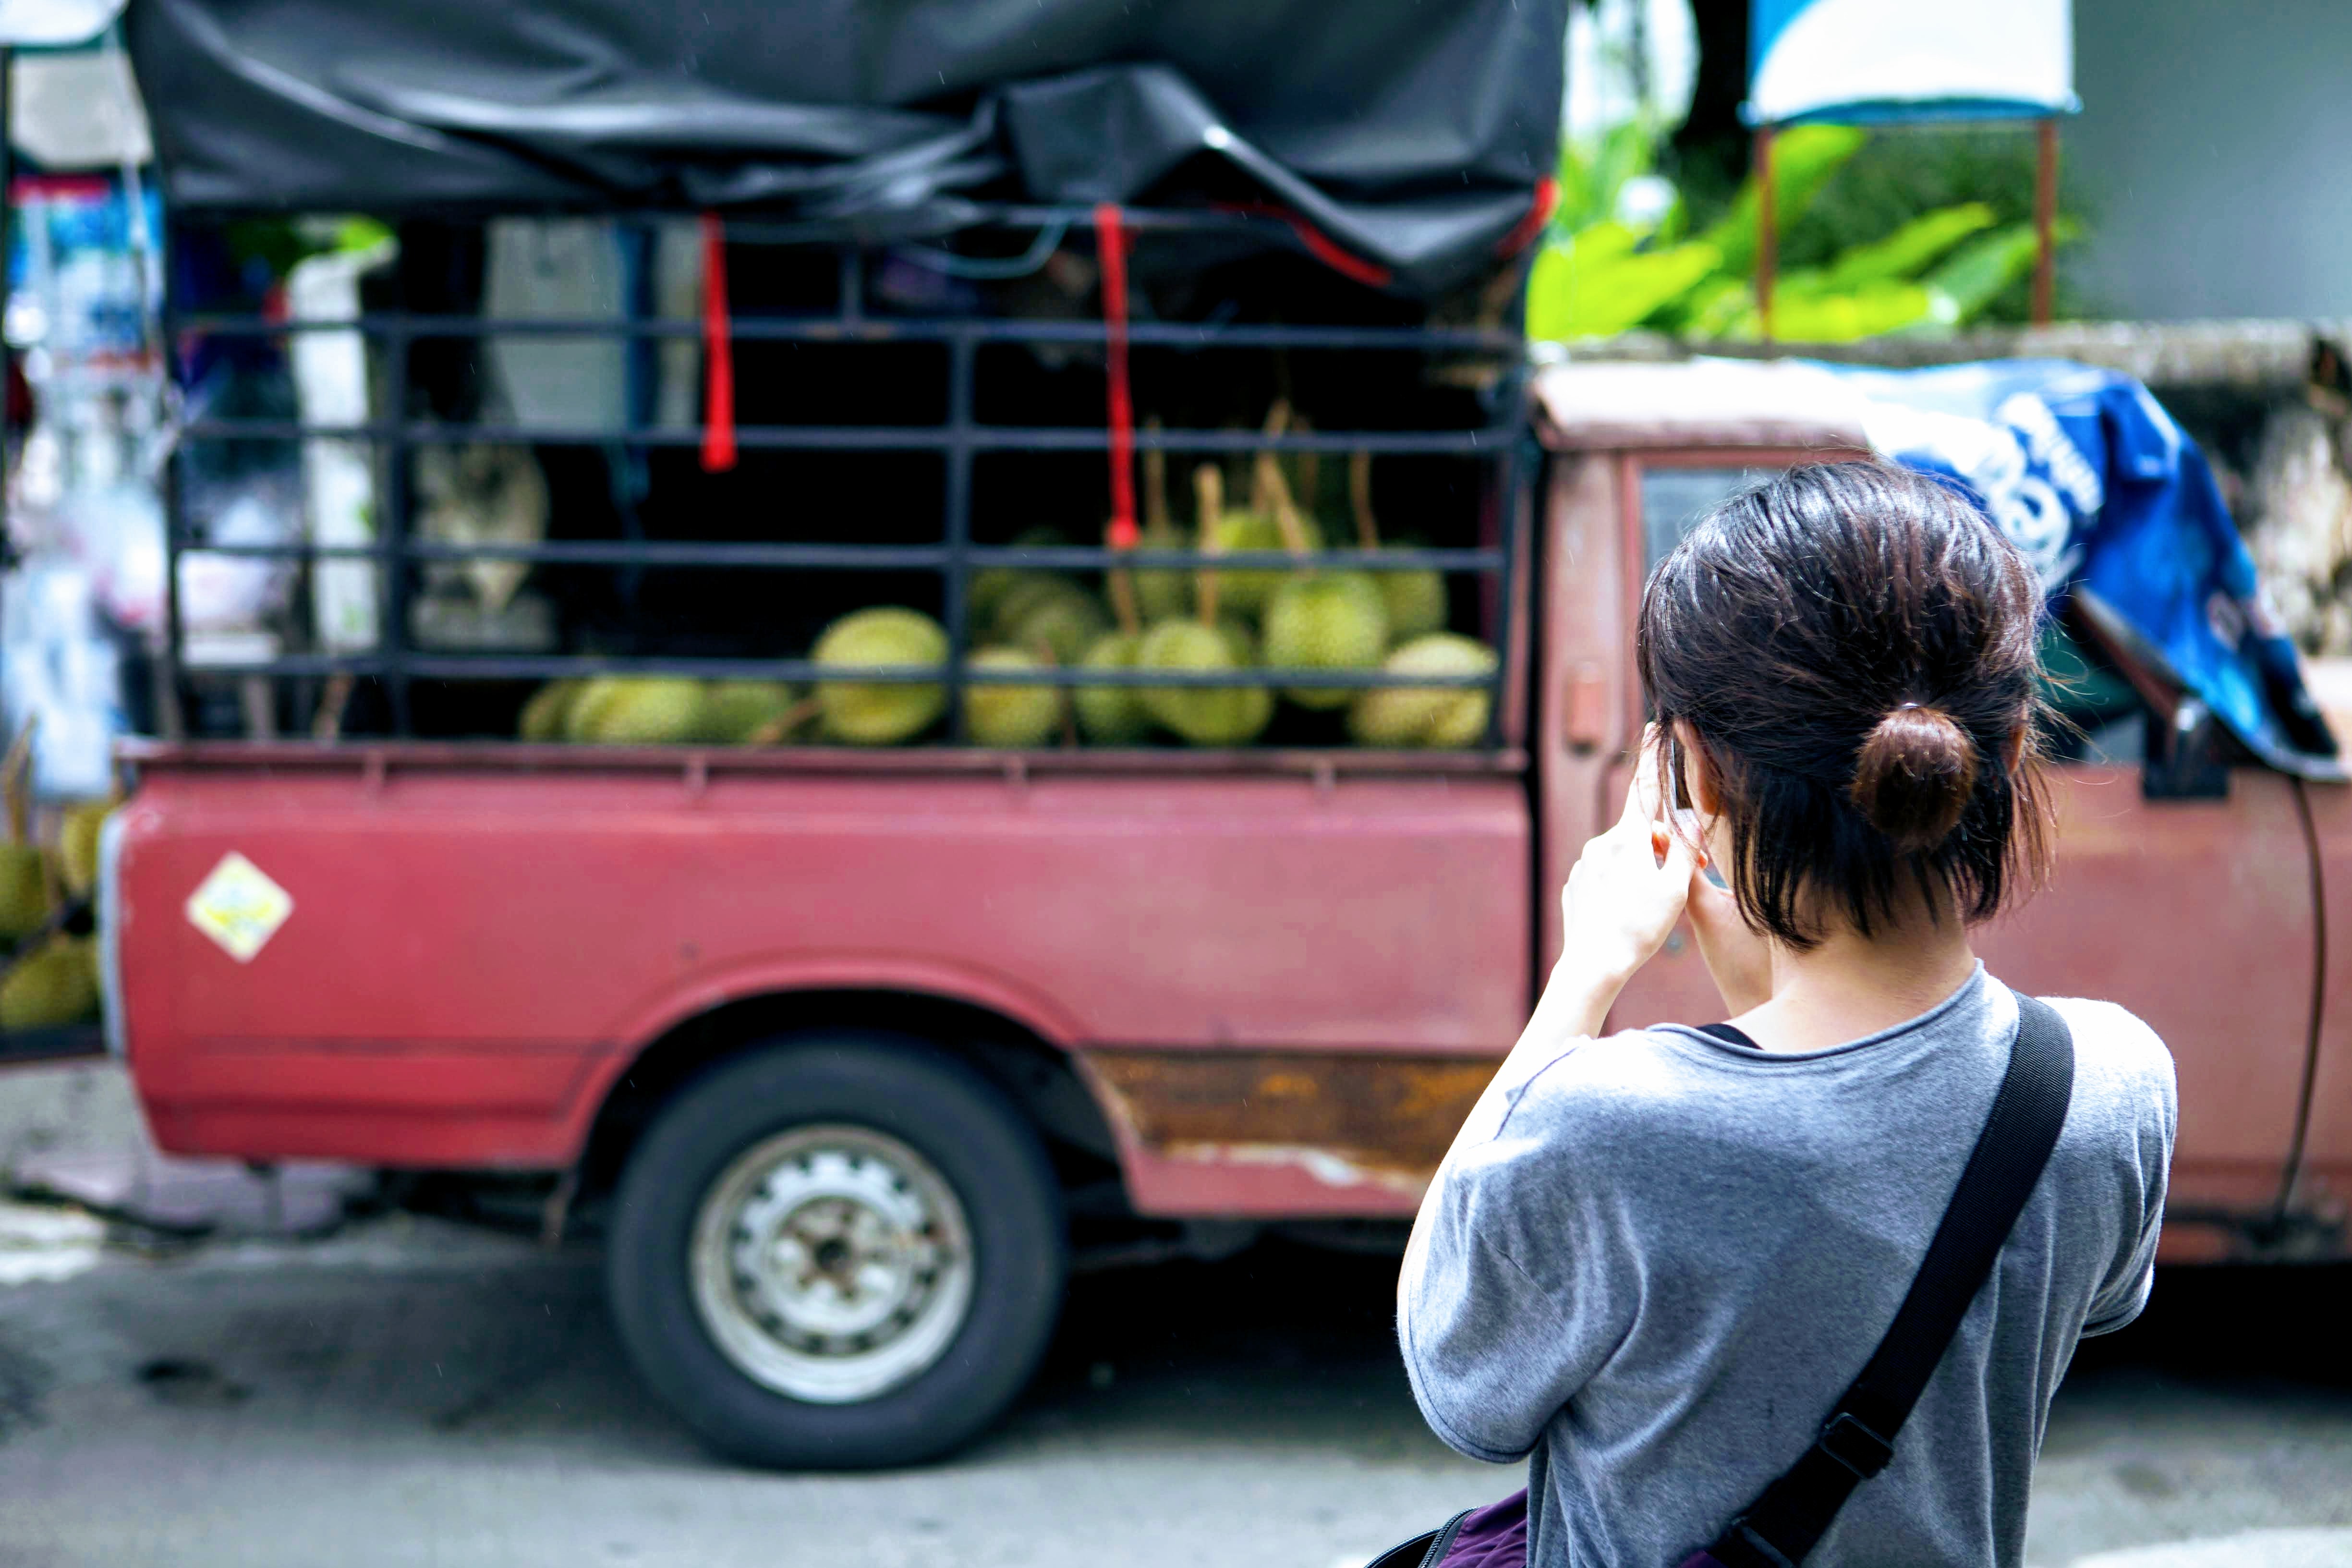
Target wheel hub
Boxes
[691,1125,974,1404]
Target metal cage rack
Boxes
[159,206,1531,750]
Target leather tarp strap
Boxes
[699,210,736,474]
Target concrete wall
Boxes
[2067,0,2352,320]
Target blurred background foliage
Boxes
[1532,0,2093,344]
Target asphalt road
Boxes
[0,1209,2348,1568]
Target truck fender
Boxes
[558,952,1096,1160]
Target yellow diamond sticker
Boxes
[185,852,294,963]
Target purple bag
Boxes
[1370,998,2073,1568]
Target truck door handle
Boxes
[1564,662,1609,754]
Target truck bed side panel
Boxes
[115,764,1530,1187]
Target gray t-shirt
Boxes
[1399,967,2176,1568]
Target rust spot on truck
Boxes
[1079,1050,1493,1186]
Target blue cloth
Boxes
[1815,359,2341,778]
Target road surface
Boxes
[0,1202,2348,1568]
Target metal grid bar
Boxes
[172,420,1512,454]
[181,653,1497,688]
[160,210,1529,748]
[169,314,1520,354]
[169,541,1508,571]
[942,332,975,741]
[380,319,412,732]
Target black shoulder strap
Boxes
[1705,995,2075,1568]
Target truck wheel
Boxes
[606,1033,1066,1468]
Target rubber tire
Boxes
[606,1032,1067,1469]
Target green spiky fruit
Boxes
[996,578,1110,668]
[519,680,582,741]
[1137,619,1273,746]
[1206,509,1324,617]
[1376,556,1449,642]
[695,680,802,744]
[0,935,97,1029]
[562,677,627,741]
[1263,571,1389,710]
[1130,517,1193,622]
[0,843,49,943]
[58,802,112,901]
[813,608,949,745]
[971,527,1071,627]
[578,678,706,744]
[1349,633,1498,748]
[1073,630,1151,744]
[964,648,1063,748]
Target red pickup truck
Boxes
[100,357,2349,1467]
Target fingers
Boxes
[1619,722,1664,830]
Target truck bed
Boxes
[110,741,1533,1214]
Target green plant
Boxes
[1528,122,2080,344]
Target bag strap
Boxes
[1704,994,2075,1568]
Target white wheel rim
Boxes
[689,1124,975,1405]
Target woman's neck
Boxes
[1729,895,1981,1054]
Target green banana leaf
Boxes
[1527,223,1722,341]
[1816,203,1995,291]
[1699,124,1868,278]
[1555,120,1663,235]
[1925,218,2082,318]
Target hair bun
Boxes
[1849,704,1979,852]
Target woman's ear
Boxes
[1674,720,1722,815]
[2006,722,2028,773]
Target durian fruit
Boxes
[694,680,802,744]
[964,648,1063,748]
[578,678,707,744]
[0,934,98,1030]
[1137,478,1273,748]
[1349,633,1498,748]
[0,729,49,943]
[1377,560,1450,643]
[1136,620,1271,746]
[519,679,582,741]
[994,577,1109,668]
[58,800,114,901]
[0,847,45,945]
[562,677,627,741]
[1251,433,1386,708]
[1350,453,1446,642]
[1203,507,1323,617]
[971,527,1071,629]
[1131,425,1192,622]
[813,607,949,745]
[1264,570,1390,709]
[1073,629,1151,744]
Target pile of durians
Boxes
[0,729,109,1033]
[515,411,1496,751]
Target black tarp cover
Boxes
[125,0,1567,296]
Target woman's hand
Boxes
[1554,729,1697,994]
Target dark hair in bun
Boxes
[1850,703,1980,852]
[1638,459,2053,948]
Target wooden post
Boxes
[2032,117,2059,327]
[1754,125,1777,341]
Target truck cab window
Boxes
[1638,466,1771,577]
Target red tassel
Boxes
[700,211,736,474]
[1095,202,1139,550]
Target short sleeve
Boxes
[2064,1000,2178,1337]
[1398,1052,1637,1462]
